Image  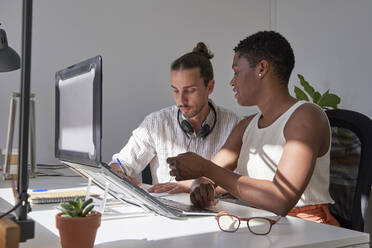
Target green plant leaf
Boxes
[78,198,84,209]
[59,207,76,217]
[317,90,329,109]
[294,74,341,109]
[68,200,78,208]
[294,86,309,101]
[82,205,94,217]
[76,209,83,217]
[322,94,340,109]
[318,90,340,109]
[60,203,74,211]
[82,198,93,211]
[313,92,321,104]
[298,74,316,99]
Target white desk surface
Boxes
[0,169,369,248]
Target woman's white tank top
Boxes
[236,101,334,207]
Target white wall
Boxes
[0,0,269,164]
[1,0,371,166]
[275,0,372,118]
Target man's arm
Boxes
[112,116,156,178]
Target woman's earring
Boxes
[258,73,262,77]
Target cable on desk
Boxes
[0,194,27,219]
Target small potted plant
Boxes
[56,197,101,248]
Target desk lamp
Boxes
[0,0,35,242]
[0,24,20,71]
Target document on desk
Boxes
[141,184,169,198]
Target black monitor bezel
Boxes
[55,55,102,168]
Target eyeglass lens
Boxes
[247,218,272,235]
[218,215,240,232]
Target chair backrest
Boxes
[142,164,152,185]
[326,109,372,232]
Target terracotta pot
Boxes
[56,211,101,248]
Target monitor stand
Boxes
[86,177,109,213]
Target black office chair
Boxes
[326,109,372,232]
[142,164,153,185]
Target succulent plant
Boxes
[59,197,95,218]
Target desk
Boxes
[0,169,370,248]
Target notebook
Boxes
[29,190,98,204]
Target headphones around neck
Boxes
[177,102,217,139]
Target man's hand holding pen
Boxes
[111,159,141,186]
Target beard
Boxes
[179,103,205,119]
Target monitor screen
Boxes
[55,55,102,168]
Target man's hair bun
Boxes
[192,42,214,60]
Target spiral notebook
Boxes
[29,190,98,204]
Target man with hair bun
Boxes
[111,42,240,193]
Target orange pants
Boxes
[288,204,340,226]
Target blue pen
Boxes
[33,188,48,192]
[116,158,127,176]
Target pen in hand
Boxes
[116,158,127,176]
[115,158,142,186]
